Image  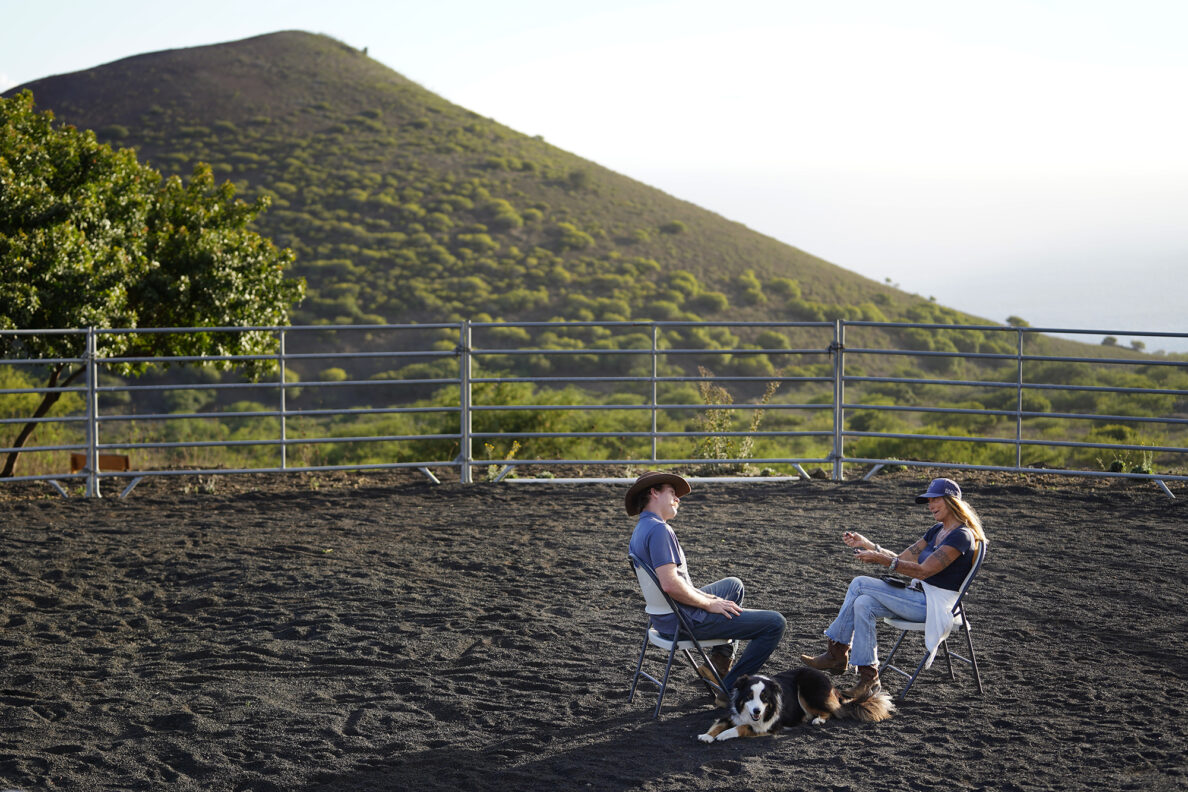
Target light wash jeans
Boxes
[686,577,787,691]
[824,575,927,667]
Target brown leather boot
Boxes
[800,639,850,675]
[695,657,733,707]
[841,665,881,699]
[708,649,733,680]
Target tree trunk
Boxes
[0,364,82,478]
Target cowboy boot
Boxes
[841,665,881,699]
[696,648,733,688]
[708,647,733,680]
[800,639,850,675]
[696,654,733,708]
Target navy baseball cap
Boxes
[915,477,962,503]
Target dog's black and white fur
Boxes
[698,668,894,743]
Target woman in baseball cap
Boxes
[800,477,986,699]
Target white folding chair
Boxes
[881,540,988,702]
[627,553,732,717]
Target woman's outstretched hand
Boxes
[851,548,885,565]
[842,530,873,551]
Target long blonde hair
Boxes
[944,495,986,545]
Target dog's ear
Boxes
[735,674,749,687]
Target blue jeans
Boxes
[824,575,927,667]
[688,577,787,691]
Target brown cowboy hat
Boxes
[625,471,691,516]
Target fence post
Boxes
[278,329,287,470]
[832,320,845,481]
[1015,328,1024,470]
[459,320,472,484]
[651,323,659,462]
[84,327,100,498]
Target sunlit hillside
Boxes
[9,32,1020,345]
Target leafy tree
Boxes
[0,91,304,476]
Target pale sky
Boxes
[3,0,1186,350]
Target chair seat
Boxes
[883,613,967,631]
[647,627,732,653]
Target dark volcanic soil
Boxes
[1,470,1185,791]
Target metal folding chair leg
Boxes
[630,642,726,717]
[628,632,653,704]
[654,644,681,717]
[884,630,908,667]
[957,620,984,694]
[882,632,932,702]
[881,618,984,701]
[943,641,956,680]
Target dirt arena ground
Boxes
[0,469,1185,791]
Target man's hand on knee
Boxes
[705,598,742,618]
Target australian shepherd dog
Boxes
[698,668,894,743]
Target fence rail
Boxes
[1,320,1185,498]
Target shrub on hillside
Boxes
[425,212,453,232]
[496,287,549,313]
[736,269,766,305]
[567,169,590,190]
[731,353,776,377]
[485,325,532,344]
[642,301,682,321]
[553,222,595,251]
[848,400,908,434]
[688,291,729,314]
[756,331,790,350]
[856,302,889,323]
[768,277,801,300]
[664,270,700,298]
[484,199,523,231]
[319,367,349,382]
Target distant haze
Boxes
[640,166,1186,352]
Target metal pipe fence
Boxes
[1,320,1185,498]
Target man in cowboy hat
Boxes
[627,470,786,706]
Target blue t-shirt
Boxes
[919,523,976,591]
[629,511,706,634]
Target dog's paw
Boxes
[811,716,826,726]
[697,732,715,743]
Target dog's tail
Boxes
[836,688,895,722]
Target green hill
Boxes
[9,31,977,335]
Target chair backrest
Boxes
[629,553,679,616]
[951,539,988,614]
